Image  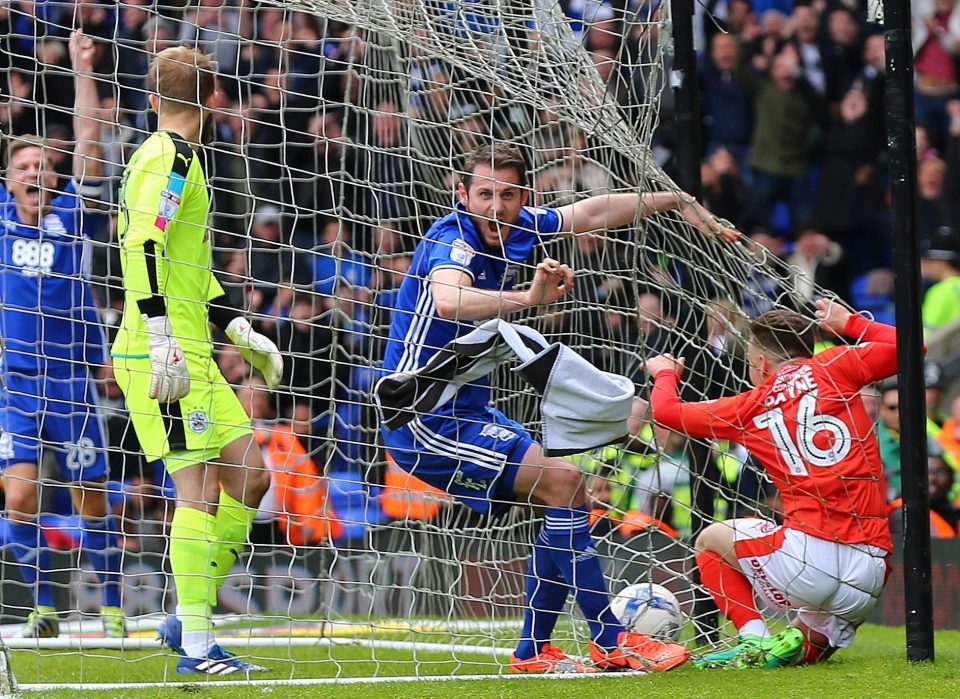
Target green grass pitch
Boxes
[9,624,960,699]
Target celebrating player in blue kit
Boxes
[0,32,124,638]
[378,143,738,673]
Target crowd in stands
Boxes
[4,0,960,565]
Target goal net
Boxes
[0,0,854,689]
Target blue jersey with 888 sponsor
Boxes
[0,180,105,375]
[382,203,563,413]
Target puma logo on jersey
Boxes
[176,152,191,167]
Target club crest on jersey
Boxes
[449,239,475,266]
[479,424,515,442]
[187,410,209,434]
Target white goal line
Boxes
[21,667,649,692]
[4,636,515,655]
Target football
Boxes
[610,582,683,641]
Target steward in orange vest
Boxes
[255,425,342,546]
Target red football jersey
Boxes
[651,314,896,552]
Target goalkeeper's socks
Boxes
[80,516,123,609]
[515,531,569,660]
[169,506,215,658]
[696,550,768,634]
[7,519,55,608]
[544,506,622,650]
[209,490,256,605]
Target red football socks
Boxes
[696,550,762,630]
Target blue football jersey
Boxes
[383,203,563,412]
[0,181,105,374]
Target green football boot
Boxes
[695,628,805,669]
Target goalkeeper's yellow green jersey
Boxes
[112,130,224,359]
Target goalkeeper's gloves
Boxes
[225,317,284,389]
[142,315,190,403]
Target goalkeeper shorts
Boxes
[112,353,252,473]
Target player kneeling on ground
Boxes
[647,299,896,668]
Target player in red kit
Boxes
[647,299,897,669]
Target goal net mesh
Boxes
[0,0,851,686]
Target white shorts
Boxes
[732,519,890,648]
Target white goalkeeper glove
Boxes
[142,315,190,403]
[225,317,284,389]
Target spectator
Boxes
[249,204,286,289]
[877,381,901,499]
[789,3,827,97]
[925,361,949,427]
[701,147,745,224]
[927,451,960,534]
[178,0,249,83]
[890,447,960,537]
[822,8,863,104]
[917,156,952,243]
[912,0,960,148]
[858,33,886,127]
[920,228,960,335]
[290,110,355,248]
[636,290,675,357]
[936,392,960,464]
[358,100,413,223]
[237,376,342,549]
[311,219,372,295]
[592,48,632,108]
[701,32,754,174]
[704,297,749,397]
[725,0,756,37]
[943,99,960,221]
[218,248,250,311]
[741,227,790,317]
[813,86,885,268]
[736,41,822,229]
[537,129,613,204]
[371,221,403,258]
[849,268,896,325]
[786,226,847,302]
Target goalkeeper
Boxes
[111,46,281,676]
[378,142,737,674]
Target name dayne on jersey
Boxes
[764,364,818,408]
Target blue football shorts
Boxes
[0,369,109,481]
[381,407,535,516]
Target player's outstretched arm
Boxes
[554,191,739,242]
[68,30,103,188]
[647,353,746,440]
[814,298,899,384]
[431,258,574,322]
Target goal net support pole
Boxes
[881,0,936,664]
